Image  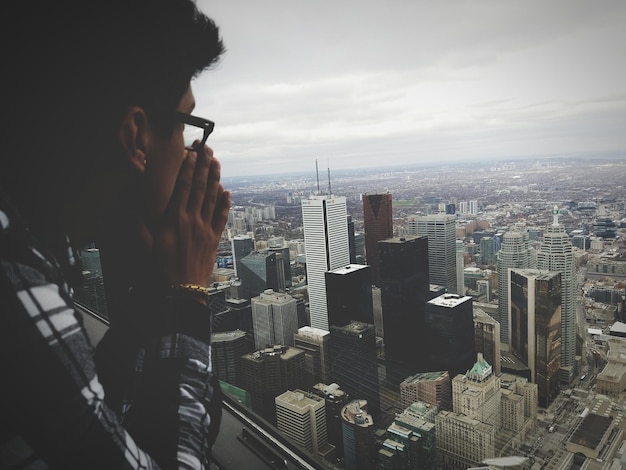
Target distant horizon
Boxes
[222,149,626,180]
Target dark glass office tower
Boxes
[325,264,374,327]
[241,345,306,425]
[379,236,430,375]
[231,235,255,278]
[425,294,475,379]
[510,269,562,407]
[363,193,393,286]
[239,251,281,300]
[211,329,253,388]
[330,321,380,421]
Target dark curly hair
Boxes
[3,0,225,236]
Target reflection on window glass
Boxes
[73,245,108,317]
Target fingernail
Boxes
[188,152,197,163]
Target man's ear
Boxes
[119,106,150,173]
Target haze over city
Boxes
[193,0,625,177]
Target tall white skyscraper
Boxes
[251,289,298,349]
[536,207,577,384]
[302,195,350,330]
[456,239,465,295]
[497,229,532,345]
[408,214,457,293]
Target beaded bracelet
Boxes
[170,283,210,300]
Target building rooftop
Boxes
[401,371,449,385]
[296,326,330,338]
[327,264,370,275]
[428,293,472,308]
[212,330,247,342]
[568,413,613,451]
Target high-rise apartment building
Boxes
[536,207,577,385]
[378,236,430,373]
[325,264,374,327]
[241,345,306,424]
[275,389,335,460]
[425,294,475,379]
[497,229,532,345]
[294,326,331,388]
[480,236,497,265]
[302,195,350,330]
[407,214,457,293]
[251,289,298,349]
[362,193,393,286]
[330,321,380,420]
[510,269,561,407]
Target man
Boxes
[1,0,230,467]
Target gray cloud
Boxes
[196,0,626,176]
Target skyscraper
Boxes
[241,345,306,424]
[451,353,500,427]
[275,389,335,460]
[231,234,254,278]
[480,236,497,265]
[325,264,374,327]
[312,383,350,458]
[378,236,430,374]
[536,207,577,384]
[473,307,501,375]
[496,229,532,345]
[456,239,465,295]
[425,294,475,379]
[330,321,380,420]
[362,193,393,286]
[251,289,298,349]
[294,326,331,388]
[341,399,375,470]
[407,214,457,293]
[239,251,282,300]
[211,329,252,388]
[510,269,561,407]
[302,195,350,330]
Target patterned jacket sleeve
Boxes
[0,201,221,469]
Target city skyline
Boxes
[194,0,625,177]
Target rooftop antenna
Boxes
[327,165,332,196]
[315,159,320,195]
[552,205,559,226]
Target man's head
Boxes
[5,0,225,241]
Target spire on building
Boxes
[466,352,493,382]
[552,205,560,226]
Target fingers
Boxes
[188,146,213,214]
[212,187,231,234]
[201,153,222,221]
[169,151,197,214]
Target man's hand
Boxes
[140,145,231,288]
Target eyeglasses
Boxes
[172,111,215,150]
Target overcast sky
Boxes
[193,0,626,177]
